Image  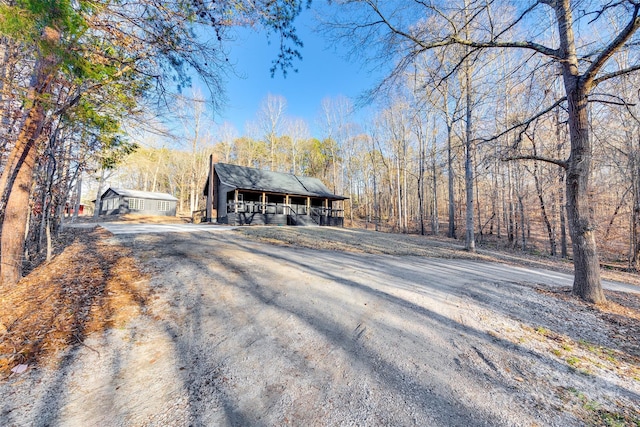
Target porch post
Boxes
[306,197,310,215]
[262,192,266,214]
[234,189,239,213]
[205,155,214,222]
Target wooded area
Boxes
[2,0,640,304]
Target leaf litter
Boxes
[0,226,150,377]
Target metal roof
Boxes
[103,188,178,201]
[213,163,347,200]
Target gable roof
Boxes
[102,188,178,201]
[212,163,347,200]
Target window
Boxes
[157,200,170,212]
[104,198,118,210]
[127,198,145,210]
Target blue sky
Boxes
[217,9,381,137]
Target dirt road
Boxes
[2,225,639,426]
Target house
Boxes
[98,188,178,217]
[203,162,347,226]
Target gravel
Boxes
[1,226,639,426]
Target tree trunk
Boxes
[73,174,82,222]
[492,152,499,237]
[0,48,58,286]
[189,176,196,214]
[532,142,557,256]
[518,193,526,251]
[633,151,640,270]
[418,123,426,236]
[396,156,402,232]
[535,172,556,256]
[37,158,53,254]
[46,217,53,262]
[403,144,408,232]
[464,59,475,252]
[559,176,568,258]
[556,108,568,258]
[94,168,106,218]
[631,166,640,271]
[373,164,379,232]
[431,139,439,235]
[447,120,456,239]
[474,148,482,243]
[554,2,605,303]
[564,87,604,303]
[0,115,43,285]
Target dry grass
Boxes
[537,286,640,362]
[77,213,191,224]
[234,226,486,258]
[235,226,640,287]
[0,227,150,377]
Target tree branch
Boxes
[587,91,636,107]
[502,154,567,169]
[585,1,627,25]
[365,0,453,51]
[592,62,640,86]
[492,1,543,41]
[582,3,640,87]
[449,36,560,58]
[481,97,567,143]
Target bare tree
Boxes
[257,94,287,171]
[431,77,463,239]
[214,122,240,163]
[283,117,310,175]
[318,96,354,193]
[325,0,640,303]
[174,92,214,214]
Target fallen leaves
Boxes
[0,227,150,377]
[538,286,640,361]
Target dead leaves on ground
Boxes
[0,227,150,377]
[537,286,640,364]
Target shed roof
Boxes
[103,188,178,201]
[212,163,347,200]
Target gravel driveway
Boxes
[2,225,639,426]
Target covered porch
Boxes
[222,190,344,226]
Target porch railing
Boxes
[226,202,343,218]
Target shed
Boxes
[98,188,178,217]
[203,162,347,226]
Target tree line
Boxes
[116,72,640,289]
